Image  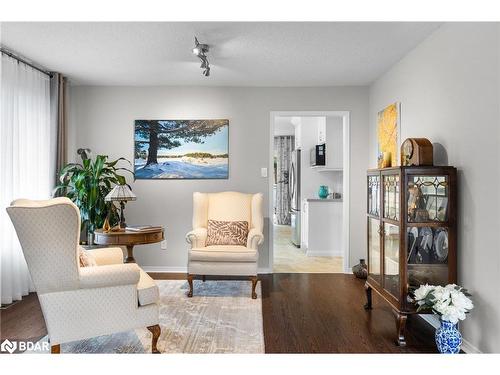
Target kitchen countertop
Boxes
[305,198,343,203]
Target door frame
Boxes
[269,111,351,273]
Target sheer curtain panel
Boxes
[274,136,294,225]
[0,53,53,304]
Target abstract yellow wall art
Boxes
[377,102,400,167]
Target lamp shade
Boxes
[105,184,137,202]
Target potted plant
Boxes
[413,284,474,354]
[54,154,133,244]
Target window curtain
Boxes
[0,53,53,304]
[50,72,68,183]
[274,136,294,225]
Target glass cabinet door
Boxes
[383,174,400,221]
[407,175,449,222]
[407,226,449,289]
[368,218,381,284]
[368,175,380,216]
[383,223,399,299]
[406,174,450,291]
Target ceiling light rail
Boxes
[192,37,210,77]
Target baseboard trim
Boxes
[306,250,343,257]
[142,266,273,275]
[461,338,482,354]
[142,266,187,273]
[258,267,273,274]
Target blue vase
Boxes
[318,185,329,199]
[435,318,462,354]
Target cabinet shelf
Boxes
[310,166,343,172]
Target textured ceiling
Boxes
[1,22,441,86]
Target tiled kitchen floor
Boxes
[272,224,343,273]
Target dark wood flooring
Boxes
[0,273,436,353]
[0,293,47,344]
[260,273,436,353]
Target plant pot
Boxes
[435,318,462,354]
[352,259,368,279]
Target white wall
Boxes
[69,86,369,272]
[369,23,500,353]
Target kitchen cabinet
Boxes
[294,123,302,149]
[302,199,343,256]
[311,117,343,171]
[317,121,326,144]
[324,117,343,170]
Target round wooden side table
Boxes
[94,228,164,263]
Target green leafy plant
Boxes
[54,155,134,234]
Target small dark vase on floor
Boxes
[352,259,368,279]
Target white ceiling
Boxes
[1,22,441,86]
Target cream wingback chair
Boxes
[185,192,264,299]
[6,197,161,353]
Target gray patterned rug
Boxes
[27,279,264,354]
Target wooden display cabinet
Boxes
[364,166,457,346]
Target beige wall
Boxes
[68,86,369,272]
[369,23,500,352]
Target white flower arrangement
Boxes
[413,284,474,324]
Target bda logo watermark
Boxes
[1,339,17,353]
[1,339,49,353]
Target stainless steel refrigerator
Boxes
[289,149,301,247]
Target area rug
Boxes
[26,280,264,354]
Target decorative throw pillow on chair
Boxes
[206,220,249,246]
[78,246,97,267]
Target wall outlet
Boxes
[160,240,167,250]
[261,167,268,178]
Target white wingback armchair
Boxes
[185,192,264,299]
[6,197,161,353]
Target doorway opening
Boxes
[269,111,350,273]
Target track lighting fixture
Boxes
[192,37,210,77]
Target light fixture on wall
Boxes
[192,37,210,77]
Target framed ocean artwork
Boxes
[377,102,401,167]
[134,119,229,179]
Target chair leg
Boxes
[202,275,206,282]
[187,274,194,297]
[51,344,60,354]
[251,276,258,299]
[147,324,161,353]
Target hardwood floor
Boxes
[260,274,436,353]
[0,293,47,343]
[0,273,436,353]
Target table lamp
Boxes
[105,184,137,229]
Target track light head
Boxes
[192,36,211,77]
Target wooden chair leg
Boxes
[187,274,194,297]
[51,344,60,354]
[251,276,258,299]
[147,324,161,353]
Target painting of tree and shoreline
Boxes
[134,119,229,179]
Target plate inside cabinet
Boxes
[434,229,449,262]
